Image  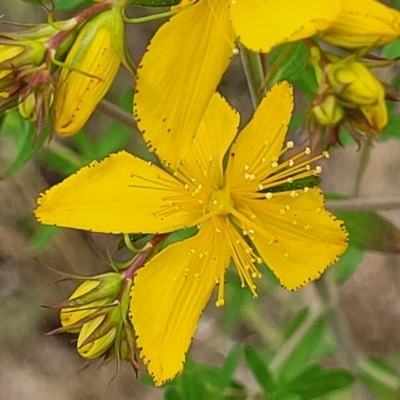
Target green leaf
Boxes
[164,387,183,400]
[132,0,182,6]
[286,364,354,399]
[277,315,325,381]
[179,365,210,400]
[335,245,364,285]
[244,346,276,394]
[359,358,400,400]
[382,38,400,59]
[21,0,90,10]
[336,210,400,253]
[219,347,241,387]
[282,308,309,340]
[267,42,309,87]
[30,225,59,251]
[2,112,50,176]
[327,194,400,253]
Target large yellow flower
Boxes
[134,0,340,169]
[36,82,348,385]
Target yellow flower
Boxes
[36,82,348,385]
[54,7,125,136]
[134,0,340,169]
[321,0,400,48]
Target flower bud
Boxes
[312,95,345,126]
[19,92,36,121]
[327,58,385,106]
[77,314,117,359]
[54,7,126,136]
[0,40,47,70]
[321,0,400,48]
[360,100,388,133]
[59,272,124,332]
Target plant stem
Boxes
[239,45,265,108]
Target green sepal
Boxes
[131,0,182,7]
[262,175,321,194]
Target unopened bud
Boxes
[328,58,385,106]
[54,8,125,136]
[19,92,36,121]
[312,95,345,126]
[77,314,117,359]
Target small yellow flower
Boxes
[134,0,340,168]
[321,0,400,48]
[36,82,348,385]
[54,7,125,136]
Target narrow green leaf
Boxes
[132,0,182,6]
[30,225,59,251]
[327,194,400,254]
[282,308,309,341]
[243,346,276,394]
[359,358,400,400]
[286,364,354,399]
[219,347,241,386]
[180,368,209,400]
[3,113,50,176]
[277,316,325,381]
[335,245,364,285]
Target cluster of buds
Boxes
[47,270,138,375]
[0,0,132,138]
[308,47,393,148]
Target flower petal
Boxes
[321,0,400,48]
[35,151,200,234]
[181,92,240,189]
[240,188,348,291]
[130,221,230,386]
[227,81,293,193]
[230,0,340,52]
[134,0,235,169]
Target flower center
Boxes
[209,189,233,216]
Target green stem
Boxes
[314,275,375,400]
[123,9,179,24]
[239,44,265,108]
[352,144,371,197]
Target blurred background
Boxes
[0,1,400,399]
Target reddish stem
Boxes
[123,233,169,279]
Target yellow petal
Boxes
[227,81,293,193]
[321,0,400,48]
[230,0,340,52]
[241,188,348,291]
[134,0,235,169]
[35,151,201,234]
[180,92,239,189]
[130,221,230,386]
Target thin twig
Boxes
[326,196,400,211]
